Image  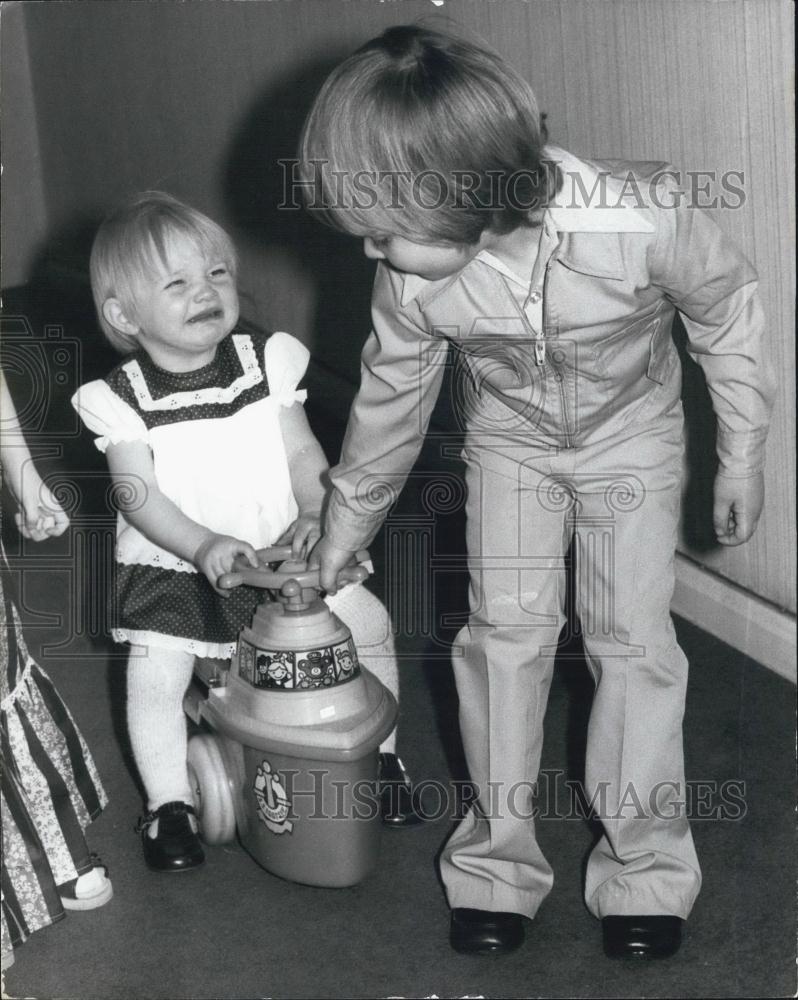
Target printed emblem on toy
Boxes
[334,644,357,682]
[253,760,293,835]
[297,648,335,687]
[237,641,256,683]
[255,650,295,688]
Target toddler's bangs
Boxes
[120,213,237,292]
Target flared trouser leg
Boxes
[577,483,701,918]
[440,449,568,918]
[440,427,700,920]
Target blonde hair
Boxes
[90,191,238,352]
[298,24,561,245]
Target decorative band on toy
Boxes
[236,636,361,690]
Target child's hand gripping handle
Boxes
[217,547,370,593]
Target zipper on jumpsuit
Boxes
[529,258,574,449]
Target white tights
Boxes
[126,586,399,810]
[126,644,195,812]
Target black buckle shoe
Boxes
[137,800,205,872]
[450,907,526,955]
[602,915,683,959]
[378,753,424,828]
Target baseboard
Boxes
[673,553,797,683]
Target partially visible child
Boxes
[1,372,111,971]
[72,192,419,874]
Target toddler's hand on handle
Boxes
[194,534,258,596]
[307,536,358,595]
[713,471,764,546]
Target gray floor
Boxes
[2,531,796,1000]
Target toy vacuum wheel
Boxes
[187,733,236,845]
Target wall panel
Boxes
[7,0,795,610]
[0,2,48,288]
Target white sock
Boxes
[126,645,195,813]
[326,585,398,756]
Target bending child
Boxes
[1,372,111,971]
[72,192,420,874]
[298,25,775,959]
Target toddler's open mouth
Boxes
[187,307,223,324]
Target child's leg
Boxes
[439,449,567,920]
[127,644,205,871]
[126,644,195,810]
[3,663,106,887]
[325,585,398,755]
[1,585,111,914]
[576,472,701,922]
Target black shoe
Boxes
[450,907,526,955]
[378,753,424,828]
[138,801,205,872]
[602,915,683,959]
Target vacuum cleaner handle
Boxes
[217,549,370,593]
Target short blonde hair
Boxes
[298,25,561,245]
[90,191,238,353]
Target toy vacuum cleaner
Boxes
[184,546,397,888]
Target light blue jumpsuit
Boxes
[323,147,775,919]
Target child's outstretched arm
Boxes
[1,372,70,541]
[278,402,329,560]
[314,267,450,593]
[105,439,257,594]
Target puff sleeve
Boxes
[71,380,149,453]
[263,331,310,407]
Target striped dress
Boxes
[1,544,107,969]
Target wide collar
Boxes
[400,145,655,305]
[544,145,656,234]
